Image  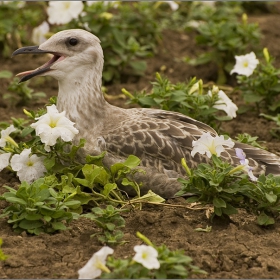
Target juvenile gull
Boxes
[12,29,280,198]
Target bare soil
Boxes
[1,13,280,279]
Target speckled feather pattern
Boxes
[16,29,280,198]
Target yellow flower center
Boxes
[27,160,34,167]
[142,252,148,259]
[243,61,248,68]
[64,2,70,10]
[208,140,217,155]
[49,119,57,128]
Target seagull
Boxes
[12,29,280,198]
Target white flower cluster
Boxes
[78,245,160,279]
[32,1,180,44]
[0,105,78,184]
[191,132,258,181]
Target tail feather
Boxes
[234,142,280,176]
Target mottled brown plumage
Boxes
[13,29,280,198]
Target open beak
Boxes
[12,46,65,83]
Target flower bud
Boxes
[242,13,248,24]
[263,47,270,63]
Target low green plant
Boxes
[0,238,7,261]
[184,2,261,84]
[260,113,280,138]
[0,71,46,106]
[0,1,45,56]
[59,2,161,82]
[123,73,232,130]
[176,156,252,218]
[177,156,280,225]
[245,174,280,226]
[235,133,266,149]
[236,48,280,113]
[101,232,207,279]
[83,205,127,245]
[0,178,81,235]
[0,100,146,235]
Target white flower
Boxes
[32,21,50,45]
[78,246,114,279]
[230,52,259,77]
[186,20,203,29]
[235,148,258,181]
[10,148,46,183]
[209,90,238,119]
[164,1,179,11]
[87,1,119,8]
[47,1,84,25]
[0,1,25,7]
[30,105,79,151]
[133,245,160,269]
[0,125,17,148]
[191,132,235,158]
[0,152,11,172]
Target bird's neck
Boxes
[56,65,107,127]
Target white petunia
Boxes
[133,245,160,270]
[0,1,25,8]
[164,1,179,11]
[78,246,114,279]
[32,21,50,45]
[10,148,46,183]
[87,1,119,8]
[191,132,235,158]
[230,52,259,77]
[30,105,79,151]
[0,152,11,172]
[209,89,238,119]
[0,125,17,148]
[235,148,258,181]
[47,1,84,25]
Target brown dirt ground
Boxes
[1,12,280,279]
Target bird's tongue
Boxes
[16,69,38,78]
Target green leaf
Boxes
[257,212,275,226]
[52,222,67,231]
[25,213,42,221]
[265,193,277,204]
[19,219,44,230]
[0,70,13,79]
[63,200,81,209]
[44,157,56,171]
[5,197,27,205]
[129,60,147,75]
[213,197,226,208]
[85,151,106,165]
[131,190,165,203]
[21,126,34,137]
[106,222,116,231]
[214,206,222,216]
[222,204,238,215]
[123,155,141,169]
[102,183,117,197]
[74,178,90,187]
[43,216,52,222]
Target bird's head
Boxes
[12,29,104,82]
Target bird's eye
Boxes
[69,38,78,46]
